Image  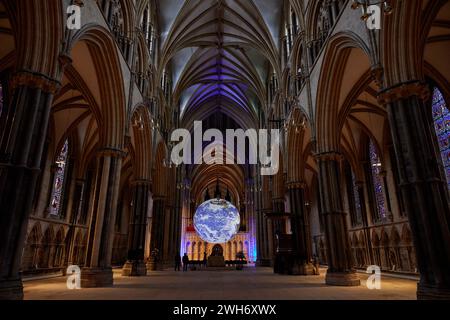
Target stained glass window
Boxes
[49,140,69,216]
[0,84,3,117]
[432,87,450,189]
[369,140,386,221]
[351,171,363,225]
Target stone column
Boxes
[355,181,373,266]
[256,211,272,267]
[65,179,85,268]
[262,215,271,263]
[288,182,314,275]
[172,203,182,263]
[317,152,360,286]
[179,178,190,258]
[81,148,123,287]
[255,177,267,266]
[272,198,287,234]
[173,179,183,259]
[122,180,151,276]
[264,210,275,266]
[260,175,274,266]
[163,203,175,266]
[256,205,272,266]
[379,82,450,299]
[0,71,60,299]
[147,197,166,271]
[169,173,182,264]
[255,208,263,264]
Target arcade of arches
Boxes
[0,0,450,300]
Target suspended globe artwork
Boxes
[194,199,240,244]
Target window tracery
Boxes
[432,87,450,189]
[49,140,69,217]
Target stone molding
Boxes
[378,81,430,104]
[10,70,61,94]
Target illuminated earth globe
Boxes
[194,199,240,244]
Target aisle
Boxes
[23,267,417,300]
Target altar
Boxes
[207,244,226,267]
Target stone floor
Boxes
[23,267,417,300]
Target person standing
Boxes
[182,253,190,271]
[203,252,207,268]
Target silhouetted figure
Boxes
[203,252,207,268]
[174,253,181,271]
[182,253,190,271]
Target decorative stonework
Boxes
[130,179,152,187]
[314,151,344,162]
[371,65,384,88]
[97,147,127,159]
[122,260,147,277]
[58,54,73,69]
[378,81,430,104]
[10,71,61,94]
[287,181,307,190]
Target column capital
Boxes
[96,147,127,159]
[314,151,343,162]
[153,195,166,202]
[130,179,152,187]
[58,54,73,69]
[287,181,307,190]
[10,70,61,94]
[378,81,430,104]
[371,65,384,88]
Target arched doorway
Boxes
[211,244,224,257]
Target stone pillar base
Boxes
[157,261,176,270]
[146,260,164,272]
[290,262,316,276]
[325,270,360,286]
[417,283,450,300]
[0,278,24,300]
[122,260,147,277]
[81,267,113,288]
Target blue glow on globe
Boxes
[194,199,240,244]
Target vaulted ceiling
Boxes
[158,0,282,129]
[157,0,283,198]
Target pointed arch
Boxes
[69,26,127,149]
[315,32,372,153]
